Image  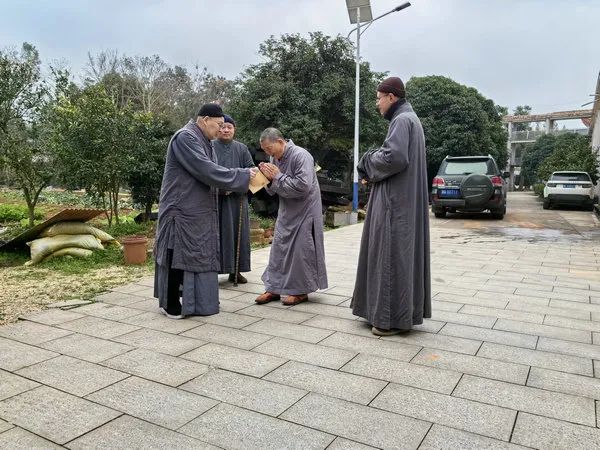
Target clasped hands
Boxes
[258,162,280,181]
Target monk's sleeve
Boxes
[173,132,250,192]
[360,117,410,183]
[268,153,311,199]
[357,149,375,181]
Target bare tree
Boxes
[84,49,120,84]
[121,55,170,114]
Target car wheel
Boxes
[588,203,595,212]
[434,210,447,218]
[543,199,550,210]
[490,209,504,220]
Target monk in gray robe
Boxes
[154,104,257,319]
[351,76,431,336]
[212,114,254,284]
[255,128,328,306]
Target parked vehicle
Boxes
[431,155,508,219]
[543,171,596,211]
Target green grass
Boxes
[38,245,153,276]
[99,220,155,239]
[0,204,44,222]
[0,249,29,267]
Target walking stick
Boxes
[233,195,244,287]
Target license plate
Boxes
[563,184,575,188]
[440,189,460,198]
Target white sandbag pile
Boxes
[25,221,117,265]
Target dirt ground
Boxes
[0,264,152,325]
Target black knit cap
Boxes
[197,103,224,118]
[224,114,236,127]
[377,76,406,98]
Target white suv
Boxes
[543,171,596,211]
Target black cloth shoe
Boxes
[229,273,248,284]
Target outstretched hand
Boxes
[249,167,259,178]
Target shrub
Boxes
[0,204,43,223]
[533,183,545,197]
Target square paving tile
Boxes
[281,393,430,449]
[477,342,593,376]
[19,309,85,326]
[16,355,128,397]
[412,348,530,384]
[0,386,120,444]
[301,316,376,338]
[40,333,133,363]
[0,369,40,401]
[370,383,516,441]
[453,374,596,426]
[238,305,316,324]
[73,302,145,320]
[264,360,387,405]
[341,353,461,394]
[537,336,600,360]
[289,302,357,320]
[511,412,600,449]
[179,402,334,450]
[0,427,62,449]
[218,299,249,312]
[319,332,421,362]
[121,311,201,334]
[102,348,209,386]
[181,323,271,350]
[191,311,262,329]
[181,343,286,377]
[113,328,206,356]
[58,316,140,339]
[244,318,334,343]
[86,377,217,429]
[0,320,72,345]
[127,298,161,312]
[381,329,482,355]
[0,337,59,371]
[327,437,377,450]
[67,415,218,449]
[527,366,600,400]
[420,424,528,450]
[110,282,148,295]
[254,337,356,370]
[94,291,145,306]
[0,418,13,433]
[182,368,306,416]
[439,323,537,349]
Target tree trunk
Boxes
[144,201,152,222]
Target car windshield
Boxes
[442,160,493,175]
[550,173,591,182]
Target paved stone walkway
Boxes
[2,195,600,449]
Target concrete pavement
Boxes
[1,192,600,449]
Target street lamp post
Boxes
[345,1,411,211]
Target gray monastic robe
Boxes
[262,140,328,295]
[212,139,254,274]
[154,120,250,315]
[351,101,431,329]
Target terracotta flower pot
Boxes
[122,235,148,265]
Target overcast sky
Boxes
[1,0,598,126]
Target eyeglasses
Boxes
[204,117,225,128]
